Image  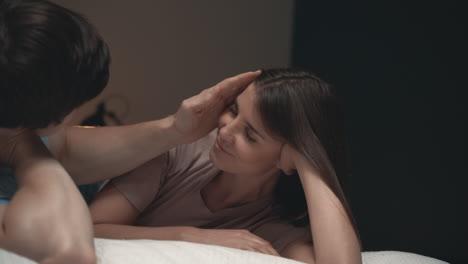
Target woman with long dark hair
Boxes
[90,68,361,263]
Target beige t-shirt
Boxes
[112,131,310,252]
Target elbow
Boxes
[40,239,97,264]
[42,249,97,264]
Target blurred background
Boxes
[53,0,294,125]
[53,0,466,263]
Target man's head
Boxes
[0,0,110,129]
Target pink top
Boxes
[112,131,310,252]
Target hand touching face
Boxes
[172,71,261,145]
[209,83,283,177]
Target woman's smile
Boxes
[214,134,233,156]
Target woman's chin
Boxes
[209,147,233,172]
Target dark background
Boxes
[292,1,467,263]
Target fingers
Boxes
[175,70,261,118]
[238,230,267,244]
[254,243,280,256]
[211,70,261,105]
[178,70,260,116]
[237,230,280,256]
[264,244,280,256]
[253,240,280,256]
[244,242,280,256]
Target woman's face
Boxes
[209,83,283,177]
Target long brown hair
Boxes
[255,68,358,237]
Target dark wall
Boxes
[292,1,467,263]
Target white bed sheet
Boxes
[0,238,449,264]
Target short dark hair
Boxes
[0,0,110,128]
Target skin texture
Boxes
[277,145,362,264]
[207,84,284,206]
[48,71,261,185]
[90,83,361,264]
[0,129,95,264]
[0,71,260,264]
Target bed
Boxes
[0,238,449,264]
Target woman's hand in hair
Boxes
[181,228,280,257]
[279,147,362,264]
[277,144,302,176]
[277,144,319,179]
[171,71,261,145]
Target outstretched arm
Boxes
[49,71,261,185]
[90,182,280,257]
[278,145,361,264]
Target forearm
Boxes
[297,164,361,264]
[55,116,180,185]
[94,223,196,241]
[51,71,260,185]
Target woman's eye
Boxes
[229,107,238,116]
[244,130,256,143]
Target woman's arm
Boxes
[90,182,189,240]
[298,163,361,264]
[278,146,361,264]
[49,71,260,185]
[281,240,316,264]
[90,183,280,256]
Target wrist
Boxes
[179,226,202,243]
[158,115,185,147]
[296,159,322,183]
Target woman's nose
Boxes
[219,125,235,146]
[218,112,237,145]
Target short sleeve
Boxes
[111,152,170,212]
[252,219,311,253]
[40,137,49,147]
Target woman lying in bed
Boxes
[89,68,362,264]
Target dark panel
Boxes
[293,1,467,263]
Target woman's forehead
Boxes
[236,83,259,118]
[236,84,279,142]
